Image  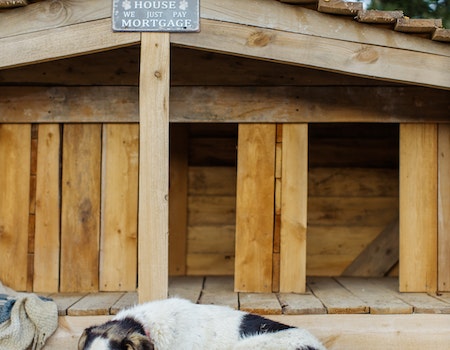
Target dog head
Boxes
[78,317,154,350]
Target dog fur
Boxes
[78,298,325,350]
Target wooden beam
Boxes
[438,124,450,291]
[279,124,308,293]
[235,124,276,292]
[343,218,399,277]
[138,33,170,302]
[399,124,438,293]
[2,86,449,124]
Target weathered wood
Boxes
[110,292,138,315]
[280,124,308,293]
[138,33,170,302]
[200,276,238,309]
[308,277,368,314]
[188,226,235,254]
[49,293,86,316]
[278,291,327,315]
[60,124,101,292]
[239,293,282,315]
[1,86,450,124]
[187,253,234,275]
[0,0,27,8]
[356,10,403,24]
[100,124,139,291]
[317,0,362,15]
[343,218,399,277]
[33,124,60,293]
[169,124,189,276]
[168,276,203,303]
[399,124,438,293]
[395,18,443,33]
[188,196,236,226]
[0,124,31,291]
[337,277,412,314]
[235,124,276,292]
[189,167,236,196]
[67,293,123,316]
[432,28,450,42]
[438,124,450,291]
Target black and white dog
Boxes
[78,297,325,350]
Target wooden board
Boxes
[100,124,139,291]
[239,293,282,315]
[187,253,235,276]
[307,277,368,314]
[278,290,327,315]
[111,292,138,315]
[168,276,204,303]
[60,124,101,292]
[188,196,236,226]
[49,293,87,316]
[280,124,308,293]
[0,124,31,291]
[438,124,450,291]
[200,276,238,309]
[33,124,61,293]
[188,167,236,196]
[235,124,276,292]
[138,32,170,302]
[67,293,123,316]
[399,124,438,293]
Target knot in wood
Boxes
[354,46,379,64]
[154,71,162,79]
[246,31,272,48]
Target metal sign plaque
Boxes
[112,0,200,32]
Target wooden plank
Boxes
[0,0,28,7]
[235,124,276,292]
[278,291,327,315]
[239,293,282,315]
[200,276,238,309]
[317,0,362,15]
[0,124,31,291]
[188,167,236,196]
[1,86,450,124]
[111,292,138,315]
[399,124,438,293]
[188,196,236,226]
[395,18,443,33]
[60,124,101,292]
[432,28,450,42]
[49,293,87,316]
[188,225,235,254]
[100,124,139,291]
[138,33,170,302]
[168,276,204,303]
[377,278,450,314]
[438,124,450,291]
[356,10,403,24]
[33,124,60,293]
[67,293,123,316]
[308,277,368,314]
[280,124,308,293]
[169,124,189,275]
[343,218,399,277]
[186,253,234,276]
[337,277,412,314]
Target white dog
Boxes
[78,297,325,350]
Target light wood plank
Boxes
[308,277,368,314]
[67,293,123,316]
[100,124,139,291]
[49,293,87,316]
[168,276,204,303]
[0,124,31,291]
[34,124,61,293]
[186,253,235,276]
[239,293,282,315]
[278,291,327,315]
[188,225,235,254]
[169,124,189,275]
[399,124,438,293]
[111,292,138,315]
[138,33,170,302]
[318,0,362,15]
[60,124,101,292]
[200,276,238,309]
[438,124,450,291]
[235,124,276,292]
[280,124,308,293]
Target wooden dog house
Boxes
[1,0,450,348]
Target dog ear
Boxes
[123,333,154,350]
[78,329,89,350]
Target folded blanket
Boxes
[0,282,58,350]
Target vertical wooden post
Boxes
[138,33,170,302]
[438,124,450,292]
[235,124,276,293]
[280,124,308,293]
[399,124,437,293]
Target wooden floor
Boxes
[50,276,450,316]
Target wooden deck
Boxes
[49,276,450,316]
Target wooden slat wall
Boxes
[0,124,31,291]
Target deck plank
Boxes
[49,293,87,316]
[111,292,138,315]
[67,292,124,316]
[337,277,412,314]
[199,276,238,309]
[239,293,282,315]
[169,276,204,302]
[278,289,327,315]
[308,277,368,314]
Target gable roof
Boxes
[0,0,449,89]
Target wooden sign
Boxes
[112,0,200,32]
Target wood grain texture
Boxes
[399,124,438,293]
[100,124,139,291]
[0,124,31,291]
[235,124,276,292]
[60,124,101,292]
[138,33,170,302]
[34,124,60,292]
[280,124,308,293]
